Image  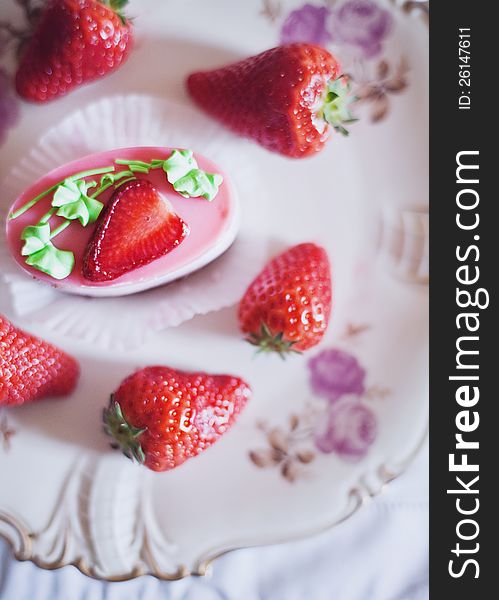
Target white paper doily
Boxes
[0,95,269,349]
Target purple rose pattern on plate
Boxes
[308,348,366,402]
[280,3,332,46]
[313,395,377,460]
[249,323,390,483]
[261,0,413,123]
[328,0,392,59]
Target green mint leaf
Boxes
[25,243,75,280]
[20,223,51,256]
[173,169,223,202]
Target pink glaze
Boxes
[6,147,238,294]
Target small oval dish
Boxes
[5,147,239,297]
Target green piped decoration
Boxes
[52,179,104,227]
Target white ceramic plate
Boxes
[0,0,428,580]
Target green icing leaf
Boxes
[162,149,197,185]
[173,169,223,202]
[25,243,75,280]
[56,197,90,224]
[85,196,105,223]
[52,179,102,226]
[20,223,51,256]
[52,178,82,205]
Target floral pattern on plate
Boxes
[261,0,414,123]
[249,324,390,482]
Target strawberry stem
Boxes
[319,75,358,137]
[101,0,130,24]
[103,397,147,464]
[246,323,301,359]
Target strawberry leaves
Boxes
[320,75,358,136]
[102,0,130,25]
[103,397,146,464]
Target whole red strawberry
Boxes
[0,315,80,407]
[83,178,189,282]
[239,243,332,355]
[15,0,133,103]
[187,43,356,158]
[103,366,251,472]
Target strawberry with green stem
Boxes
[103,366,251,472]
[187,43,358,158]
[239,243,332,356]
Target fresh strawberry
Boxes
[103,366,251,472]
[238,243,332,355]
[0,315,80,407]
[82,178,189,282]
[15,0,133,103]
[187,43,356,158]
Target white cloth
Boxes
[0,443,428,600]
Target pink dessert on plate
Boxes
[5,147,239,297]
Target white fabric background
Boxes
[0,443,428,600]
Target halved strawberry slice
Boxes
[82,179,189,282]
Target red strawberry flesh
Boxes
[82,178,189,282]
[187,43,341,158]
[15,0,133,103]
[103,366,251,472]
[0,315,80,407]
